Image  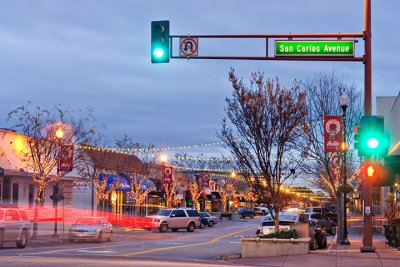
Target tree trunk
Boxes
[274,207,280,233]
[31,202,42,239]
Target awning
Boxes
[119,173,156,191]
[211,191,222,200]
[98,173,130,191]
[148,191,164,198]
[206,192,222,201]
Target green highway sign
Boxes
[275,40,354,56]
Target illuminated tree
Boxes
[220,69,309,232]
[188,180,203,208]
[164,180,179,208]
[7,103,95,238]
[219,180,236,212]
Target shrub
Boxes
[259,229,299,239]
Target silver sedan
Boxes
[69,217,112,242]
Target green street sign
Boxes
[275,40,354,56]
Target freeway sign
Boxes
[275,40,354,56]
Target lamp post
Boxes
[52,126,64,238]
[339,90,350,245]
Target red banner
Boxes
[59,144,74,172]
[162,166,173,184]
[324,115,343,152]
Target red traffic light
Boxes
[362,161,387,186]
[362,161,379,179]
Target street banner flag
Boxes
[324,116,343,152]
[162,165,173,184]
[59,144,74,172]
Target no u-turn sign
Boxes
[179,37,198,57]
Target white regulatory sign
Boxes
[179,37,198,57]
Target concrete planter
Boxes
[241,237,311,258]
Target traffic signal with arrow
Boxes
[151,20,170,63]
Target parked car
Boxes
[254,206,269,215]
[199,212,218,228]
[305,206,337,223]
[144,208,201,233]
[237,207,255,219]
[256,211,320,250]
[304,212,336,235]
[69,217,112,242]
[309,219,328,249]
[0,207,31,249]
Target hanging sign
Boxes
[324,116,343,152]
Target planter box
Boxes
[241,237,311,258]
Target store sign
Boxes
[73,182,89,194]
[275,40,354,56]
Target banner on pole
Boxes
[324,115,343,152]
[162,166,173,184]
[59,144,74,172]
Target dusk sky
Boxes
[1,0,399,153]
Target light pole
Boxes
[339,90,350,245]
[52,126,64,238]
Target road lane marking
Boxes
[119,226,256,257]
[23,242,145,255]
[77,250,117,253]
[154,242,186,245]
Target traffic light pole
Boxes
[360,0,375,253]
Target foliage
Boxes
[258,229,299,239]
[219,69,309,231]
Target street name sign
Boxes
[275,40,354,56]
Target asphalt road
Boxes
[0,217,262,265]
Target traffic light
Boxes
[362,161,387,186]
[151,20,170,63]
[357,116,390,157]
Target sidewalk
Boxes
[223,214,400,267]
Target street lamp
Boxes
[339,90,351,245]
[52,126,64,238]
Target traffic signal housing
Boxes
[357,116,390,157]
[151,20,170,63]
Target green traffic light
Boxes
[367,137,379,149]
[151,20,170,63]
[153,48,165,58]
